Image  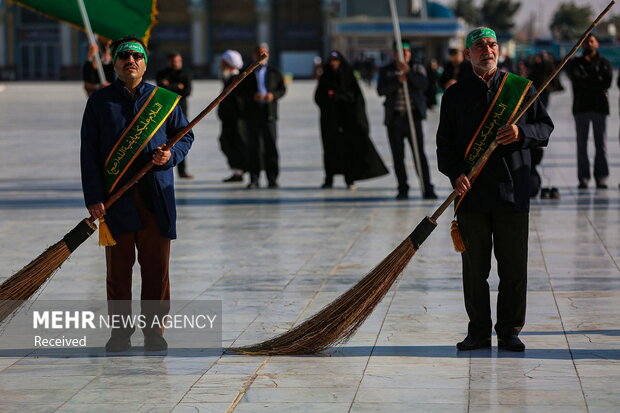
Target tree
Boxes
[550,2,593,41]
[452,0,479,26]
[480,0,521,33]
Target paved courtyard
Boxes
[0,76,619,412]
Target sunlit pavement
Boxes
[0,78,619,412]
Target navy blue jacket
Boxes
[436,70,553,213]
[80,79,194,239]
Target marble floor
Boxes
[0,77,619,412]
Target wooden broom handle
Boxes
[87,53,267,222]
[429,0,615,222]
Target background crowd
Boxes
[81,32,620,197]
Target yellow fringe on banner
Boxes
[98,218,116,247]
[450,220,466,252]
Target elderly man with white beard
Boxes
[436,27,554,352]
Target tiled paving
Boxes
[0,77,619,412]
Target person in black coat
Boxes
[567,34,613,189]
[239,43,286,188]
[314,51,388,189]
[218,50,248,183]
[437,28,553,352]
[377,39,437,200]
[82,38,115,97]
[439,48,472,91]
[156,52,193,178]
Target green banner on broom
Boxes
[13,0,158,44]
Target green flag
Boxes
[14,0,158,44]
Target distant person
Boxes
[239,43,286,189]
[439,48,472,90]
[313,56,323,79]
[425,58,439,109]
[157,52,193,179]
[567,34,612,189]
[218,50,248,183]
[377,39,437,200]
[529,51,555,108]
[314,51,388,189]
[498,48,515,73]
[617,67,620,189]
[82,38,114,97]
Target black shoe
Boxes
[396,191,408,200]
[423,189,438,199]
[223,174,243,183]
[596,180,608,189]
[578,180,588,189]
[498,335,525,352]
[105,336,131,353]
[246,181,259,189]
[550,187,560,199]
[268,182,279,188]
[179,173,194,179]
[321,182,333,189]
[456,335,491,351]
[144,334,168,352]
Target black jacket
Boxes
[156,67,192,114]
[377,60,428,124]
[239,64,286,122]
[567,52,612,115]
[438,60,473,90]
[436,70,554,213]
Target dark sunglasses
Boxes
[117,51,145,61]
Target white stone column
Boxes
[321,0,333,58]
[60,23,72,67]
[189,0,206,67]
[0,0,6,67]
[255,0,271,46]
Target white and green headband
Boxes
[465,28,497,48]
[113,42,148,64]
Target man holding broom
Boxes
[436,28,553,352]
[80,36,194,353]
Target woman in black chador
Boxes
[314,51,388,189]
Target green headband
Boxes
[113,42,148,64]
[393,41,411,51]
[465,28,497,48]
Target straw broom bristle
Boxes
[0,218,96,325]
[230,238,417,355]
[0,241,71,323]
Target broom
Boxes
[0,54,267,324]
[230,2,615,355]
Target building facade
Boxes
[0,0,463,80]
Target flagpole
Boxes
[76,0,107,85]
[388,0,425,198]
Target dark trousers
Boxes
[457,206,528,338]
[386,114,433,193]
[105,192,171,337]
[575,112,608,182]
[247,110,279,184]
[219,120,248,171]
[176,159,189,176]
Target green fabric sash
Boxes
[103,87,180,193]
[454,72,532,212]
